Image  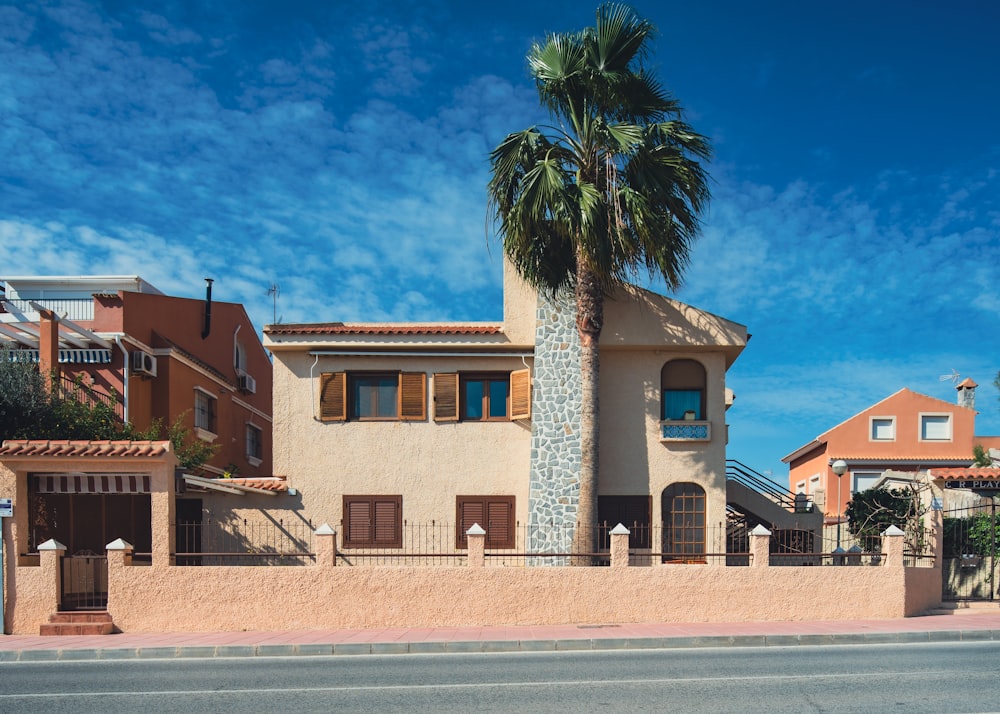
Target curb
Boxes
[0,629,997,661]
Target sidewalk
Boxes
[2,608,1000,661]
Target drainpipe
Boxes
[309,354,320,421]
[201,278,214,340]
[115,336,130,423]
[233,323,242,376]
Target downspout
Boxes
[115,336,130,423]
[233,323,242,376]
[309,353,320,421]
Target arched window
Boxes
[660,359,706,420]
[661,482,706,563]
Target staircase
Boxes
[40,611,115,636]
[726,460,822,532]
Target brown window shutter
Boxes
[456,495,515,549]
[319,372,346,421]
[399,372,426,421]
[373,497,402,547]
[510,368,531,420]
[487,499,514,548]
[344,498,371,545]
[433,373,459,422]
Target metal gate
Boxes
[60,552,108,610]
[942,499,998,601]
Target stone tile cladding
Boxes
[527,289,582,562]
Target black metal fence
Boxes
[174,519,315,566]
[942,499,998,600]
[60,554,108,610]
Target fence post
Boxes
[930,507,944,569]
[37,538,66,612]
[466,524,486,568]
[750,524,771,567]
[106,538,133,615]
[881,525,905,567]
[314,523,337,568]
[610,523,630,568]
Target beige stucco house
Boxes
[257,262,749,560]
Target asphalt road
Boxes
[1,641,999,713]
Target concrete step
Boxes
[923,601,1000,616]
[40,611,115,635]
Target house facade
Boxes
[1,275,274,559]
[782,380,1000,524]
[259,262,748,559]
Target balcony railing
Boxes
[660,420,711,441]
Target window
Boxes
[598,495,651,549]
[194,388,217,434]
[342,496,402,548]
[456,496,515,549]
[318,372,426,422]
[852,471,882,494]
[920,414,952,441]
[661,482,706,563]
[234,341,247,372]
[462,374,509,421]
[795,481,807,494]
[809,474,821,494]
[661,360,706,421]
[433,370,531,422]
[870,417,895,441]
[245,424,262,465]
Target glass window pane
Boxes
[464,380,483,419]
[921,415,950,440]
[376,378,397,418]
[488,380,509,418]
[871,418,894,440]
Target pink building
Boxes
[782,379,1000,525]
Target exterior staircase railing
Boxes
[726,459,806,513]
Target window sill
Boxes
[660,420,711,442]
[194,427,218,443]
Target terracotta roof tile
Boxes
[226,476,289,492]
[265,323,503,336]
[929,467,1000,481]
[0,440,171,458]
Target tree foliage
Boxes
[845,485,924,553]
[0,346,215,470]
[488,4,710,553]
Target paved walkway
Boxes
[3,608,1000,660]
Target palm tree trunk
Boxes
[572,257,603,563]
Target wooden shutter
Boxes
[510,368,531,420]
[399,372,426,421]
[319,372,346,421]
[456,496,514,549]
[433,373,459,422]
[487,498,514,548]
[373,497,402,546]
[343,495,402,548]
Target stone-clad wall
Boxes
[527,290,582,555]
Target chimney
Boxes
[956,378,977,409]
[38,308,60,392]
[201,278,214,340]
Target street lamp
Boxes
[831,459,848,550]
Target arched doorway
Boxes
[661,482,706,563]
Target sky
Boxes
[2,0,998,482]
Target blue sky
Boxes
[2,0,998,481]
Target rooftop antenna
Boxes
[938,369,961,386]
[267,283,280,324]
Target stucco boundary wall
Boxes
[6,525,942,635]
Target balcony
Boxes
[660,420,711,442]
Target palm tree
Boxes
[488,3,711,558]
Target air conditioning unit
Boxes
[238,373,257,394]
[131,350,157,378]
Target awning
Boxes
[6,349,113,364]
[182,474,279,497]
[31,473,151,494]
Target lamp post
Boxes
[831,459,848,550]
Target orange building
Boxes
[782,380,1000,525]
[0,275,272,480]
